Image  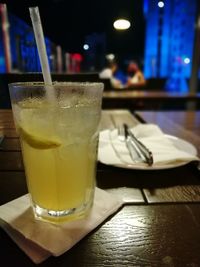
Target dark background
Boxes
[3,0,145,58]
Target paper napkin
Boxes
[0,188,123,264]
[98,124,199,167]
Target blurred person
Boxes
[99,60,113,79]
[99,60,127,89]
[126,62,146,87]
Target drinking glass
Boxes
[9,82,103,223]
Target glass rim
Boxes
[8,81,104,88]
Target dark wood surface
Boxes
[103,91,200,110]
[1,109,200,266]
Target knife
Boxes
[123,124,153,166]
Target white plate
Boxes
[98,134,198,170]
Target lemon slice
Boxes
[19,127,61,149]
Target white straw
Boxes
[29,6,55,101]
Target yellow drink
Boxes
[13,92,102,223]
[21,128,97,211]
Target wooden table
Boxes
[103,90,200,110]
[1,109,200,266]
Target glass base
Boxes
[33,201,93,224]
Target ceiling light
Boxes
[113,19,131,30]
[83,44,89,50]
[184,57,190,64]
[158,1,164,8]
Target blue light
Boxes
[144,0,196,92]
[143,0,149,16]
